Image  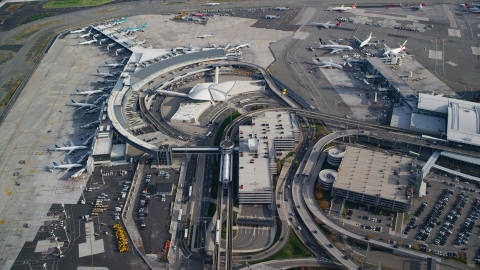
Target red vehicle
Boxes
[140,222,146,230]
[194,13,206,17]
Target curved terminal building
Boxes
[327,148,345,166]
[220,140,234,189]
[318,169,338,190]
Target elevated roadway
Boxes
[297,130,441,262]
[236,258,338,270]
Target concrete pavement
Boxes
[237,258,339,270]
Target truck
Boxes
[188,186,192,197]
[184,229,188,240]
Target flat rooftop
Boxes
[334,146,414,203]
[367,57,416,98]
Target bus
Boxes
[215,220,220,245]
[184,229,188,240]
[409,151,420,157]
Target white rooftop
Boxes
[447,99,480,146]
[92,136,112,155]
[188,80,263,102]
[410,113,446,136]
[417,93,449,113]
[170,101,211,123]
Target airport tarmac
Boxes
[124,14,294,69]
[0,32,121,269]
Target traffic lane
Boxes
[233,227,270,250]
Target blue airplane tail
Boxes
[54,144,60,148]
[53,162,59,166]
[142,23,147,28]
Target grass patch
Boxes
[5,3,23,12]
[232,211,237,226]
[256,228,314,262]
[28,13,52,21]
[214,110,241,145]
[403,213,409,224]
[391,214,397,231]
[13,20,62,40]
[0,78,24,108]
[207,202,217,218]
[285,151,294,159]
[33,33,55,60]
[314,120,328,138]
[43,0,114,9]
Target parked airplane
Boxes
[315,57,344,69]
[98,79,117,84]
[411,4,429,11]
[276,6,289,10]
[99,86,114,91]
[123,23,147,33]
[205,1,219,6]
[265,14,280,19]
[78,31,92,38]
[311,21,341,29]
[105,61,125,68]
[74,88,106,96]
[70,27,87,34]
[197,33,214,38]
[68,99,96,109]
[111,17,128,25]
[383,40,407,57]
[95,70,115,78]
[72,167,86,178]
[354,32,376,48]
[78,39,97,45]
[53,141,88,155]
[465,3,480,12]
[229,42,251,51]
[331,3,356,12]
[317,40,353,54]
[52,160,83,170]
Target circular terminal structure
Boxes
[318,169,338,190]
[327,148,345,166]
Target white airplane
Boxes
[205,1,219,6]
[317,40,353,54]
[197,33,214,39]
[265,14,280,19]
[74,88,106,96]
[276,6,289,10]
[95,70,115,78]
[331,3,357,12]
[78,39,97,45]
[52,160,83,170]
[411,4,428,10]
[68,99,96,109]
[72,167,86,179]
[53,141,88,155]
[383,40,407,57]
[105,61,124,68]
[354,32,376,48]
[98,79,117,84]
[70,27,87,34]
[311,21,341,29]
[316,57,344,69]
[78,31,92,38]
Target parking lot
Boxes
[134,167,179,254]
[344,208,393,235]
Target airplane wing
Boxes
[384,44,391,51]
[67,149,74,155]
[353,37,362,43]
[69,141,74,147]
[328,40,338,45]
[329,48,343,54]
[318,64,331,68]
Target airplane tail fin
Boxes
[402,40,407,47]
[76,88,80,93]
[54,144,60,148]
[142,23,147,28]
[336,21,342,26]
[352,3,357,8]
[465,3,470,9]
[53,162,59,166]
[71,99,76,103]
[105,61,109,65]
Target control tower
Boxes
[220,140,234,189]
